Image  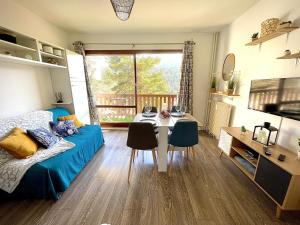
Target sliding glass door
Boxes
[86,50,182,127]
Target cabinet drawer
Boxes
[255,156,291,205]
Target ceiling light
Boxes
[110,0,135,21]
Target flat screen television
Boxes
[248,77,300,121]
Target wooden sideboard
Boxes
[218,127,300,218]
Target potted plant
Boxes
[241,126,246,135]
[210,76,217,93]
[227,78,236,95]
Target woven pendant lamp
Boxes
[110,0,135,21]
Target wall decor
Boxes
[222,53,235,81]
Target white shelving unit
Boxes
[0,26,67,69]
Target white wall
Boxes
[68,32,214,123]
[216,0,300,153]
[0,0,68,118]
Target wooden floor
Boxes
[0,131,300,225]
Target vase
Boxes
[227,89,234,95]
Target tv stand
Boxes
[219,127,300,219]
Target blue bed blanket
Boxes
[0,125,104,200]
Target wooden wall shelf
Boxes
[245,27,299,46]
[211,92,240,97]
[277,53,300,59]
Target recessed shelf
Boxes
[0,54,67,69]
[230,157,254,180]
[41,51,63,59]
[277,53,300,59]
[232,146,258,167]
[245,27,299,46]
[0,39,37,52]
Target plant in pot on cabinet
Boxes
[227,77,236,95]
[210,76,217,93]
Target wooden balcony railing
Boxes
[95,93,177,122]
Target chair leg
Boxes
[152,148,157,175]
[186,147,189,160]
[128,149,135,183]
[191,146,196,158]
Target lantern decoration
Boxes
[110,0,135,21]
[252,122,278,146]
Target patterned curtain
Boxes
[73,41,100,125]
[178,41,195,114]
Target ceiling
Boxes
[15,0,259,34]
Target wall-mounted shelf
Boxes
[245,27,299,46]
[40,51,63,59]
[211,92,240,97]
[0,25,67,69]
[0,54,67,69]
[52,102,73,105]
[277,53,300,59]
[0,39,37,52]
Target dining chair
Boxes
[142,106,158,113]
[168,120,198,174]
[126,122,158,183]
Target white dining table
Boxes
[133,113,202,172]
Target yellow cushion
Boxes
[0,128,38,159]
[58,114,84,128]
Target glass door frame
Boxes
[85,49,182,127]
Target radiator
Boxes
[208,101,232,138]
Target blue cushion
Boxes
[27,127,60,148]
[50,120,78,137]
[47,107,70,122]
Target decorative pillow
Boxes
[50,120,79,137]
[0,128,38,159]
[58,114,84,128]
[27,127,60,148]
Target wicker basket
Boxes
[261,18,280,36]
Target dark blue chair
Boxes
[168,120,199,173]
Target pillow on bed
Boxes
[27,127,60,148]
[50,120,79,137]
[0,128,38,159]
[58,114,84,128]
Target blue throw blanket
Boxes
[0,125,104,200]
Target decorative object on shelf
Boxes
[53,49,62,57]
[222,53,235,81]
[210,76,217,93]
[110,0,135,21]
[263,145,272,156]
[42,45,53,54]
[278,21,292,29]
[284,49,291,56]
[55,92,63,103]
[261,18,280,36]
[4,51,12,56]
[25,54,32,60]
[38,42,43,51]
[240,126,246,135]
[298,138,300,160]
[0,33,16,43]
[227,77,236,95]
[252,122,278,146]
[251,32,259,41]
[47,58,58,65]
